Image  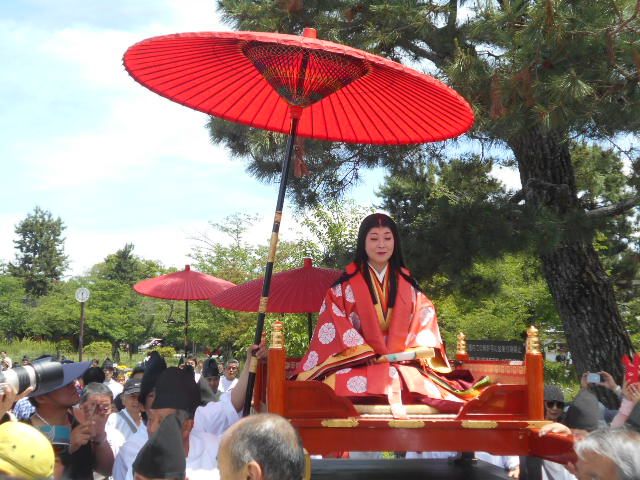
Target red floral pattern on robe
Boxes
[296,263,471,415]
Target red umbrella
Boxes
[134,265,235,355]
[211,258,341,339]
[124,28,474,415]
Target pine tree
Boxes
[9,206,68,297]
[213,0,640,397]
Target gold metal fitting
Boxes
[526,325,540,354]
[457,332,467,355]
[271,320,284,349]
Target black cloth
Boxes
[152,368,200,416]
[133,414,186,479]
[139,351,167,406]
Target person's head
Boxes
[148,368,200,442]
[354,213,404,271]
[139,352,167,412]
[102,358,115,380]
[544,384,565,421]
[29,361,92,412]
[21,356,29,366]
[573,428,640,480]
[564,390,601,434]
[185,356,197,370]
[131,365,146,380]
[82,366,106,386]
[224,359,240,381]
[0,421,55,479]
[202,358,220,392]
[79,382,113,419]
[218,413,306,480]
[122,379,143,417]
[133,412,187,480]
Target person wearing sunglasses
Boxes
[544,385,566,422]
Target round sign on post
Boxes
[75,287,90,303]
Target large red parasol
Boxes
[134,265,235,355]
[211,258,341,340]
[124,28,474,415]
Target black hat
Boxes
[564,390,601,431]
[139,351,167,406]
[544,385,565,403]
[202,358,219,379]
[30,361,91,397]
[102,358,114,370]
[133,414,186,479]
[152,368,200,416]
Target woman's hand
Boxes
[622,381,640,404]
[539,422,571,436]
[69,422,91,453]
[597,371,618,391]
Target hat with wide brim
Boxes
[30,361,92,397]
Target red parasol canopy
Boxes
[123,30,474,145]
[134,264,235,300]
[210,258,341,313]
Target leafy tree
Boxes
[0,274,30,340]
[92,243,164,286]
[9,207,68,296]
[213,1,640,397]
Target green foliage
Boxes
[435,253,560,348]
[83,341,112,359]
[0,275,30,339]
[0,338,75,360]
[8,206,68,297]
[156,346,177,359]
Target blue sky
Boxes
[0,1,521,277]
[0,1,392,276]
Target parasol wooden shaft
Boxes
[243,114,299,417]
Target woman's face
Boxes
[365,226,394,270]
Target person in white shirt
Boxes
[218,359,239,393]
[103,359,124,398]
[106,378,142,457]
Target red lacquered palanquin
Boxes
[253,324,575,464]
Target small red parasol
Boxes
[134,265,235,355]
[211,258,341,340]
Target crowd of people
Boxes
[1,213,639,479]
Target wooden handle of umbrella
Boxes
[375,347,434,363]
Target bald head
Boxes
[219,414,305,480]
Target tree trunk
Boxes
[510,127,633,404]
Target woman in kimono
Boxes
[296,213,486,417]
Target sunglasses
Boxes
[545,400,565,409]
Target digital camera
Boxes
[0,360,63,395]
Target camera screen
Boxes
[587,372,600,384]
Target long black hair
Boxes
[335,213,421,308]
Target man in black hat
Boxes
[132,413,186,480]
[27,360,114,479]
[114,352,167,480]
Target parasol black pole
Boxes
[184,300,189,357]
[243,110,301,417]
[307,313,313,342]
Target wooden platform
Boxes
[311,459,511,479]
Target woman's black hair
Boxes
[333,213,421,307]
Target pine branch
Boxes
[585,195,640,218]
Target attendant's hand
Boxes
[539,422,571,436]
[508,466,520,478]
